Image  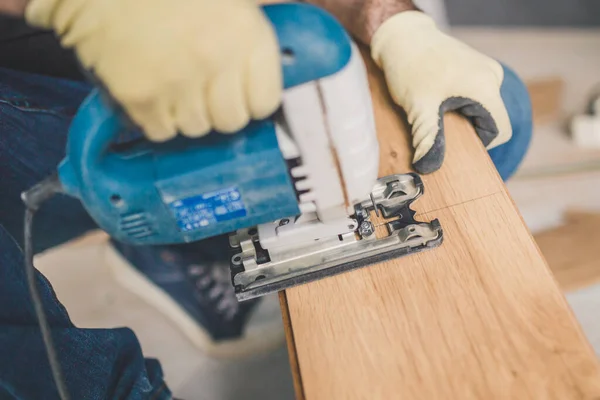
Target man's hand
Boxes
[371,11,511,174]
[307,1,512,174]
[25,0,282,141]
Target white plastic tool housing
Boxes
[262,43,380,251]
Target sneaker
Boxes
[104,235,285,358]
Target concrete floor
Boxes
[36,29,600,399]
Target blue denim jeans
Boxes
[492,65,533,181]
[0,65,531,399]
[0,68,171,399]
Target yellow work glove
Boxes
[371,11,512,173]
[25,0,282,141]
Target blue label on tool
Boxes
[169,187,247,232]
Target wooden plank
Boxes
[279,291,306,400]
[279,47,600,399]
[526,77,564,125]
[535,211,600,292]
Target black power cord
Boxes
[21,173,70,400]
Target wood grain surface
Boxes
[279,46,600,399]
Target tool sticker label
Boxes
[169,187,247,232]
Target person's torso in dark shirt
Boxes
[0,15,84,80]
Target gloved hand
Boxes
[25,0,282,141]
[371,11,512,174]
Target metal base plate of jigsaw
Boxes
[229,173,443,301]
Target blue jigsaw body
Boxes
[59,2,353,245]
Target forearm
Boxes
[0,0,28,16]
[307,0,418,45]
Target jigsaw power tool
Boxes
[46,2,443,300]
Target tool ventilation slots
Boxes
[286,157,318,215]
[119,212,155,239]
[286,158,311,198]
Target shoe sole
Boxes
[103,243,286,359]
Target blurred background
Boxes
[32,0,600,398]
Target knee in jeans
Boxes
[499,63,533,141]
